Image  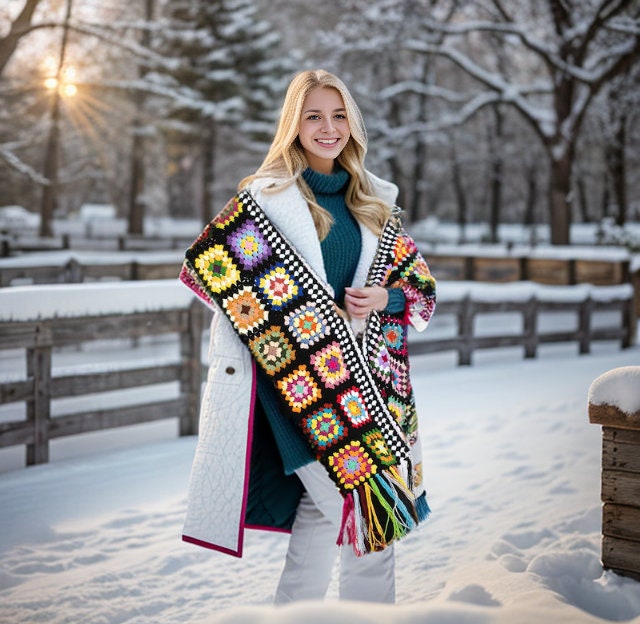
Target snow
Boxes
[1,278,633,323]
[437,280,634,304]
[0,279,191,321]
[589,366,640,416]
[0,205,40,229]
[78,204,117,221]
[1,331,640,622]
[0,249,185,268]
[415,243,632,262]
[408,220,640,253]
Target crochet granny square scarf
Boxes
[181,190,435,555]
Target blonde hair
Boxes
[239,69,391,239]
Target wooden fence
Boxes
[0,254,182,287]
[0,280,635,467]
[421,248,631,285]
[0,293,205,466]
[418,245,639,318]
[2,248,638,321]
[409,282,636,365]
[0,231,195,257]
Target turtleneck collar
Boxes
[302,166,350,195]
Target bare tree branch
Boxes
[0,0,44,75]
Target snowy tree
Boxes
[0,0,166,228]
[403,0,640,244]
[599,63,639,225]
[307,0,638,242]
[1,0,294,229]
[0,0,58,213]
[154,0,294,224]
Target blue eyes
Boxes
[306,114,347,121]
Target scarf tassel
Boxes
[337,466,423,557]
[416,491,431,522]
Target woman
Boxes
[180,69,436,604]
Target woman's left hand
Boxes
[344,286,389,319]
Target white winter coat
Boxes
[182,173,422,556]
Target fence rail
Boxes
[0,255,183,287]
[0,298,205,466]
[0,231,195,257]
[2,245,638,319]
[0,281,635,467]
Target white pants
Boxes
[274,462,395,604]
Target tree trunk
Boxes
[575,174,591,223]
[548,150,573,245]
[40,95,60,237]
[408,138,428,223]
[39,0,73,238]
[127,128,145,235]
[488,107,504,244]
[385,69,409,215]
[127,0,153,236]
[408,59,431,224]
[387,154,408,211]
[201,120,216,225]
[523,163,537,227]
[608,120,628,227]
[523,162,539,245]
[601,173,611,220]
[450,141,468,244]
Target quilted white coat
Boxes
[181,172,425,557]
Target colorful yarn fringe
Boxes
[338,465,421,555]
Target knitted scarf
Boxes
[180,190,435,556]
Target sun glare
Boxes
[61,83,77,97]
[43,64,78,97]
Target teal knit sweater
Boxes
[255,167,405,475]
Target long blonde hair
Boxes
[239,69,391,239]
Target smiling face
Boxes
[298,87,351,174]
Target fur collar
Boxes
[248,172,398,295]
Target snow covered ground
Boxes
[1,214,639,622]
[1,337,640,623]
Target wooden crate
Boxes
[589,403,640,581]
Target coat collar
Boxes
[248,172,398,295]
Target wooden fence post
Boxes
[623,296,636,349]
[179,300,205,436]
[589,366,640,581]
[523,297,538,359]
[26,331,52,465]
[65,257,83,283]
[578,296,593,355]
[458,296,474,366]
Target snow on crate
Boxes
[0,279,193,321]
[588,366,640,417]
